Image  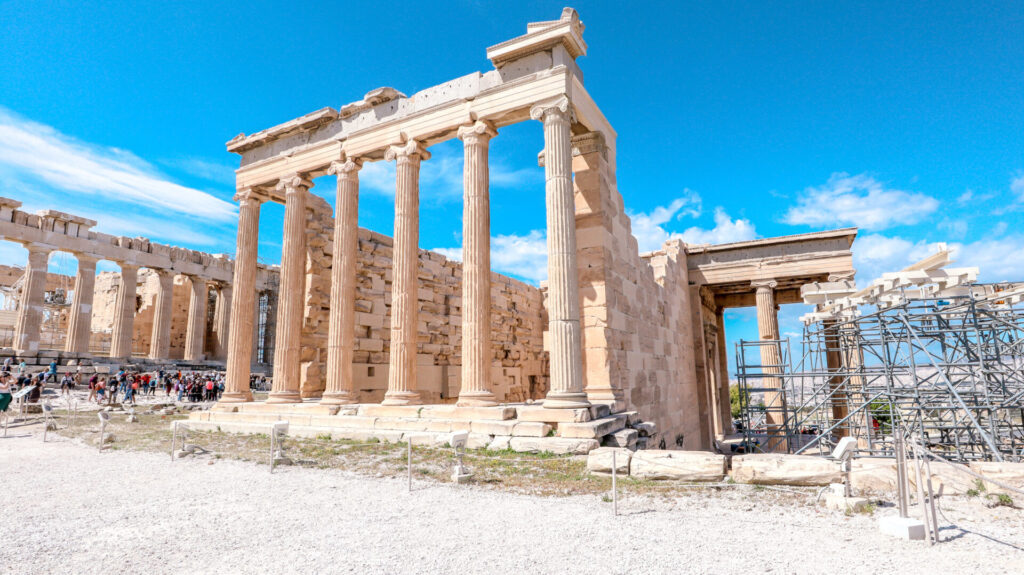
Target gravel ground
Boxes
[2,427,1023,574]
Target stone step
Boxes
[602,428,637,449]
[515,405,592,423]
[557,414,626,439]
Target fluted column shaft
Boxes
[715,307,733,435]
[755,282,787,452]
[65,254,97,354]
[184,276,208,361]
[214,285,232,361]
[457,121,498,407]
[13,245,51,353]
[268,174,311,404]
[222,191,262,402]
[323,158,363,405]
[532,97,589,409]
[382,141,430,406]
[148,270,175,359]
[110,263,138,359]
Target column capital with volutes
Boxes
[752,279,778,293]
[328,157,364,177]
[385,140,431,165]
[275,173,314,195]
[529,94,574,124]
[457,120,497,146]
[233,187,267,205]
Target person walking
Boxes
[46,360,58,383]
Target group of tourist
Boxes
[0,355,230,414]
[84,370,226,405]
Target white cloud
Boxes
[783,173,939,230]
[952,236,1024,283]
[160,156,236,184]
[680,208,757,245]
[1011,173,1024,203]
[433,229,548,285]
[628,194,756,252]
[627,191,702,252]
[853,232,1024,286]
[0,108,235,222]
[851,234,938,285]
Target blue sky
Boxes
[1,1,1023,369]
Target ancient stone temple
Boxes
[184,8,856,454]
[0,198,279,368]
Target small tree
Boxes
[730,384,749,419]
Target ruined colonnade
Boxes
[0,198,258,364]
[221,99,591,411]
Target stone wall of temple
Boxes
[340,228,549,404]
[571,132,700,450]
[299,196,334,397]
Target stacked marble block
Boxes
[188,402,658,455]
[330,228,549,404]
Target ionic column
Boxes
[183,276,208,361]
[222,190,263,403]
[531,96,589,409]
[214,285,232,361]
[323,157,363,405]
[382,141,430,406]
[13,244,52,354]
[754,280,788,452]
[148,270,174,359]
[65,253,97,354]
[268,174,311,404]
[109,263,138,359]
[715,307,733,435]
[457,121,498,407]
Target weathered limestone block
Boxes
[731,454,841,486]
[509,436,599,455]
[557,414,626,439]
[470,420,517,436]
[602,428,637,449]
[970,461,1024,495]
[629,450,726,481]
[515,406,592,423]
[850,458,899,493]
[587,447,632,475]
[511,421,552,438]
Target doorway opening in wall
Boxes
[256,291,271,364]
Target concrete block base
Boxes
[878,516,926,541]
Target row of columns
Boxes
[222,96,590,410]
[9,243,230,363]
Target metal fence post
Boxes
[612,450,618,517]
[170,421,178,462]
[407,439,413,493]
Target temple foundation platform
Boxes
[186,401,653,455]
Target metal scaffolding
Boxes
[735,250,1024,463]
